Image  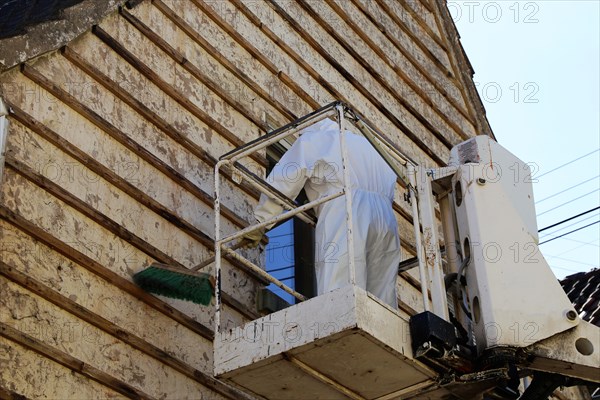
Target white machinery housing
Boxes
[417,135,599,389]
[447,137,579,350]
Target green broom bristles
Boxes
[133,264,214,306]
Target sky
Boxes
[453,1,600,279]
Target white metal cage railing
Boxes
[213,101,443,335]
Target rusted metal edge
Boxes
[0,321,155,400]
[19,64,248,229]
[0,262,254,400]
[322,0,473,141]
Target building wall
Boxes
[0,0,488,398]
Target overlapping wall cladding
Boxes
[0,0,488,398]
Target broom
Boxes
[133,241,245,305]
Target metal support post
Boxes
[0,98,9,185]
[220,246,307,301]
[408,165,430,312]
[214,160,226,335]
[417,168,448,320]
[337,105,356,286]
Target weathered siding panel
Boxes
[0,0,487,397]
[328,0,475,138]
[0,277,219,399]
[0,336,125,399]
[354,0,469,114]
[3,86,261,320]
[1,221,212,371]
[407,0,444,40]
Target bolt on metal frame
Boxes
[213,101,448,335]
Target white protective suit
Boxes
[254,118,401,309]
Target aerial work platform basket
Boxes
[211,102,599,399]
[211,102,449,399]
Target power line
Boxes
[549,264,583,274]
[535,175,599,204]
[545,254,598,267]
[538,206,600,232]
[558,237,600,247]
[537,188,600,216]
[554,238,600,257]
[536,148,600,179]
[539,220,600,245]
[540,212,599,238]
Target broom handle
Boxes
[190,241,247,271]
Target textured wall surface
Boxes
[0,0,489,397]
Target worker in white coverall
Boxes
[243,118,401,309]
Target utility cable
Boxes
[538,206,600,232]
[539,220,600,245]
[557,237,600,247]
[549,264,581,273]
[540,212,599,238]
[553,238,600,257]
[535,175,599,203]
[537,188,599,216]
[545,254,597,267]
[536,148,599,179]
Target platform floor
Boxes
[214,286,440,399]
